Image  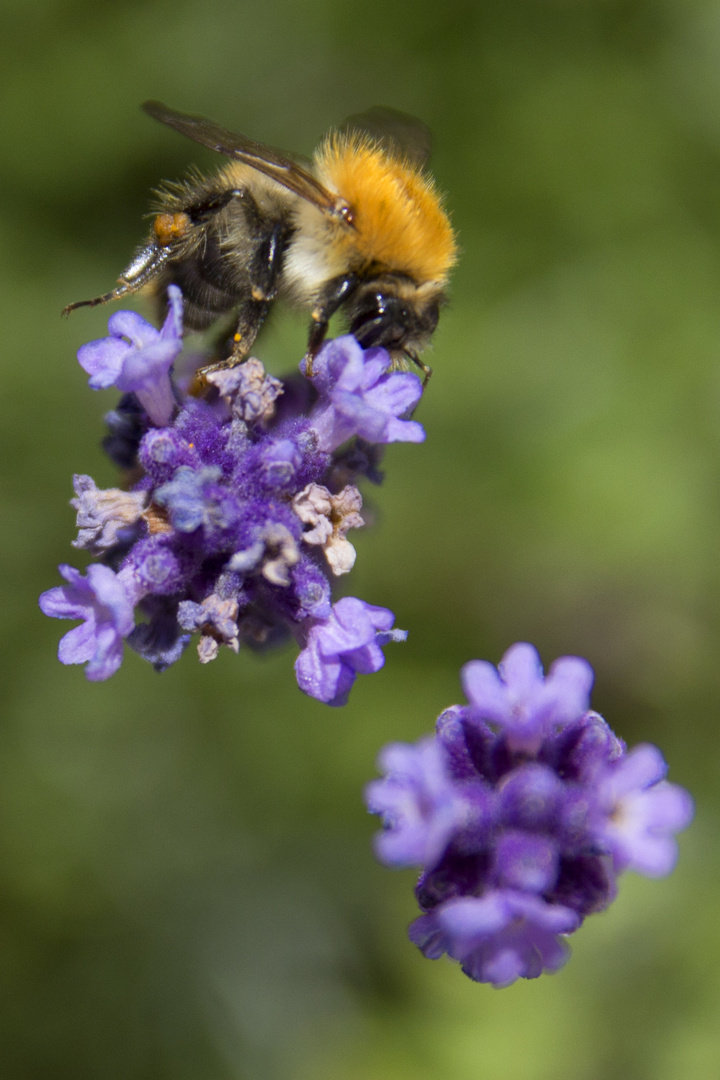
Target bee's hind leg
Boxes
[196,298,270,378]
[196,219,287,378]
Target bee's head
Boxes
[347,276,443,357]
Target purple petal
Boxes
[408,913,447,960]
[332,390,389,442]
[606,744,668,799]
[342,641,386,675]
[383,416,426,443]
[461,659,510,722]
[357,348,391,388]
[367,738,466,868]
[308,336,426,450]
[294,640,349,704]
[596,745,693,878]
[502,891,580,934]
[86,563,136,636]
[364,371,423,419]
[498,642,544,697]
[57,619,97,665]
[77,337,128,388]
[541,656,595,726]
[39,584,87,621]
[107,309,160,347]
[84,623,126,682]
[116,340,177,391]
[161,285,184,340]
[316,597,378,654]
[438,894,509,941]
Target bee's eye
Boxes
[424,301,440,333]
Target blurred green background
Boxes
[1,0,718,1076]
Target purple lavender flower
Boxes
[39,564,138,681]
[409,891,579,988]
[77,286,183,425]
[365,738,485,869]
[294,596,407,707]
[366,643,693,987]
[42,298,417,701]
[462,641,594,754]
[306,336,425,452]
[595,744,694,877]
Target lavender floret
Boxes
[305,336,425,451]
[42,313,419,702]
[77,285,183,425]
[409,890,579,988]
[39,563,138,681]
[366,642,693,987]
[294,597,406,707]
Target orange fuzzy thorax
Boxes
[315,134,457,284]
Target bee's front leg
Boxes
[304,273,359,378]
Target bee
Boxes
[64,101,457,380]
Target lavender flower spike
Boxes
[295,596,407,706]
[367,642,693,987]
[306,335,425,452]
[77,286,183,425]
[44,290,422,701]
[39,564,137,681]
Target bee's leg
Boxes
[228,298,270,364]
[65,189,249,319]
[304,273,359,377]
[403,348,432,387]
[184,188,245,220]
[63,241,174,316]
[198,219,289,377]
[197,299,270,376]
[246,220,288,306]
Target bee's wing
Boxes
[143,101,352,223]
[339,106,433,169]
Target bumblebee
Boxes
[65,101,457,379]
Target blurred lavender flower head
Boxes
[41,293,420,703]
[366,642,693,987]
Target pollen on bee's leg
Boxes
[153,212,191,246]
